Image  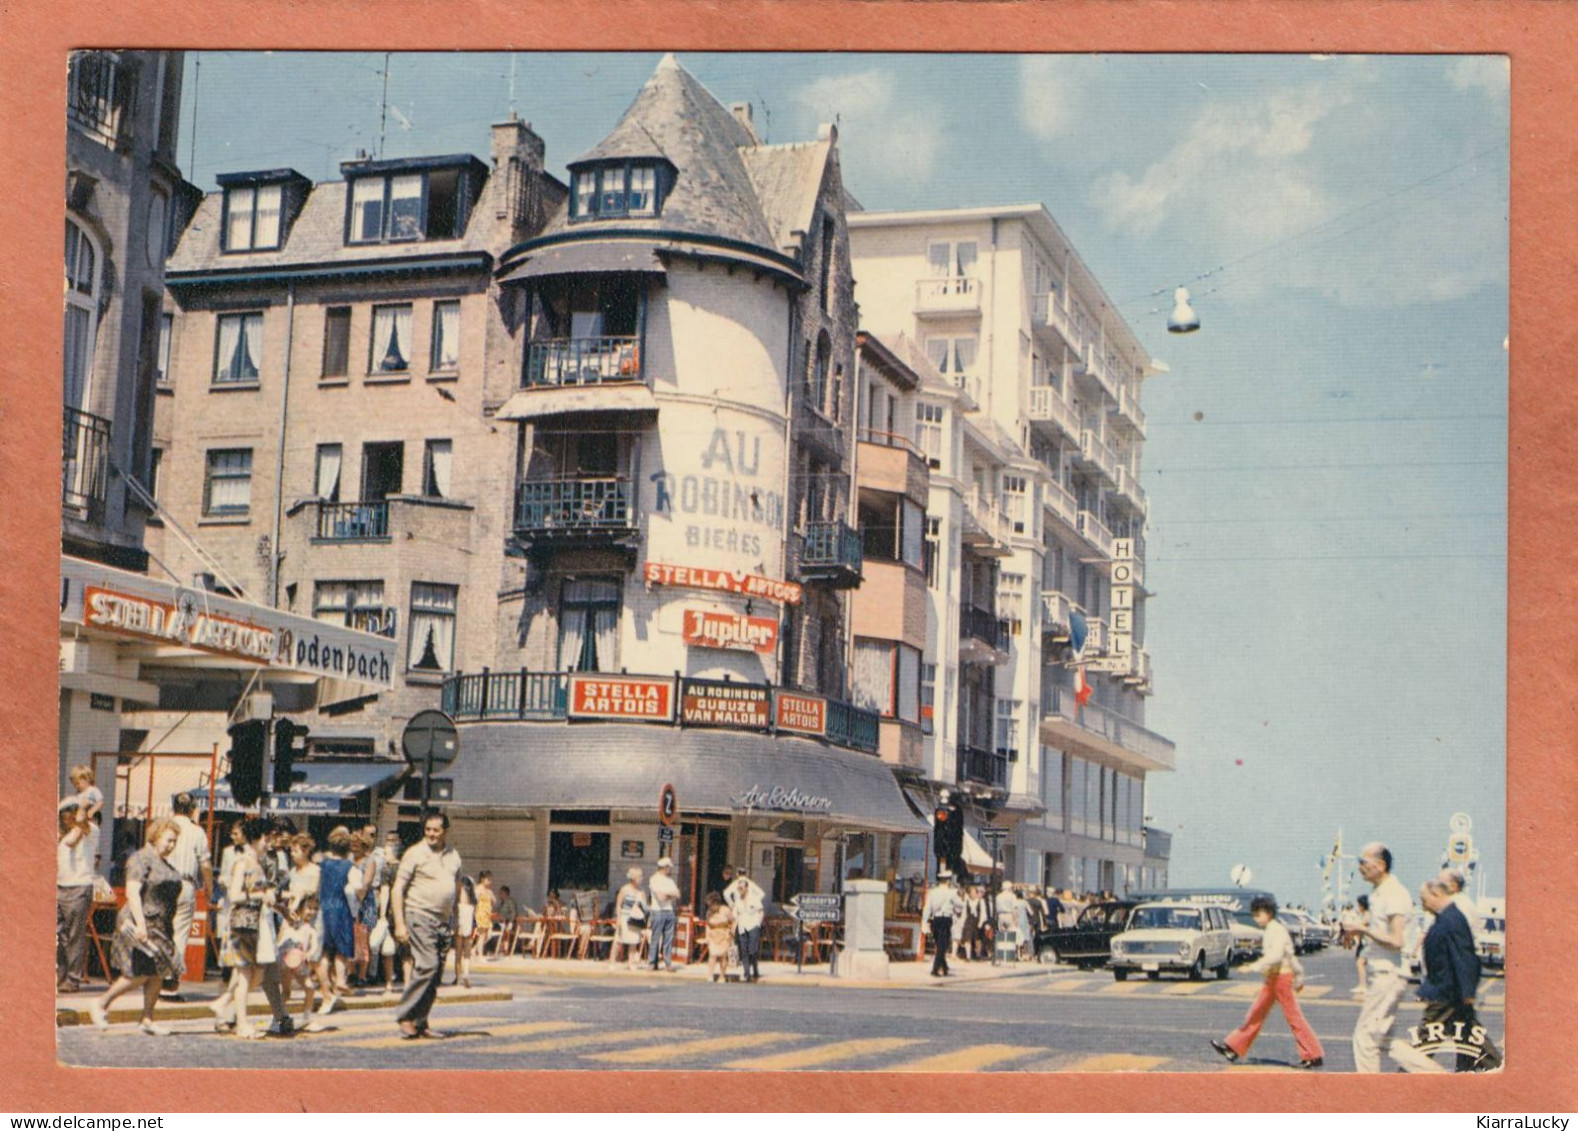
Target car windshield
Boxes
[1129,906,1200,931]
[1232,911,1258,928]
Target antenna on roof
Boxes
[378,52,391,159]
[757,93,772,142]
[509,53,517,119]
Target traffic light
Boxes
[226,720,268,808]
[934,803,963,877]
[272,719,310,796]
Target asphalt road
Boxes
[57,948,1504,1073]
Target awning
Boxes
[493,382,660,422]
[499,240,667,283]
[446,723,926,834]
[207,761,405,813]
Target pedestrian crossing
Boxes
[950,973,1506,1011]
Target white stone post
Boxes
[835,878,890,979]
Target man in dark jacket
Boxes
[1395,879,1502,1072]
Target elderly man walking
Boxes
[391,811,462,1039]
[1344,842,1414,1072]
[165,792,213,993]
[1393,879,1503,1073]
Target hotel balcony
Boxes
[514,475,637,546]
[1076,509,1114,558]
[914,276,982,317]
[1030,292,1084,357]
[62,406,112,525]
[1042,476,1078,531]
[1040,589,1076,642]
[797,519,863,589]
[525,336,643,388]
[959,602,1010,664]
[1110,465,1149,517]
[956,742,1009,791]
[1110,384,1147,439]
[961,489,1013,557]
[1027,385,1081,444]
[1076,429,1120,486]
[1085,615,1109,655]
[1075,342,1118,401]
[1040,682,1176,773]
[1122,647,1153,694]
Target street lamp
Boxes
[1167,287,1200,334]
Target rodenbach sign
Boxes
[644,561,802,605]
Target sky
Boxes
[177,51,1509,904]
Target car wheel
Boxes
[1215,960,1230,980]
[1113,968,1128,982]
[1189,952,1206,981]
[1037,947,1058,966]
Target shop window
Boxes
[558,578,620,673]
[203,449,252,516]
[213,312,263,385]
[407,582,457,673]
[548,830,611,894]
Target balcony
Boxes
[314,500,390,541]
[1110,384,1147,438]
[956,743,1009,791]
[914,276,981,317]
[1027,385,1081,444]
[1076,509,1114,558]
[514,475,636,543]
[1085,615,1109,655]
[960,602,1010,663]
[1111,465,1148,517]
[440,669,881,755]
[1122,647,1153,693]
[1040,683,1176,773]
[961,489,1013,557]
[1031,292,1084,356]
[524,336,643,388]
[1075,342,1117,400]
[1077,429,1120,486]
[1043,476,1078,529]
[798,520,863,588]
[857,429,931,500]
[1040,589,1075,641]
[62,407,113,525]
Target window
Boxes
[1041,746,1064,823]
[809,333,831,412]
[314,444,342,503]
[915,403,944,466]
[920,663,936,735]
[322,307,350,378]
[569,162,662,220]
[924,335,977,375]
[422,439,452,499]
[67,52,133,145]
[819,214,836,312]
[926,240,977,291]
[407,582,458,672]
[213,312,263,384]
[923,516,941,589]
[858,495,924,568]
[999,572,1025,633]
[360,442,404,501]
[995,699,1020,758]
[223,183,283,252]
[203,449,253,516]
[1069,758,1087,837]
[148,448,163,503]
[851,640,922,723]
[155,313,172,386]
[370,304,413,373]
[1002,475,1028,533]
[314,580,393,637]
[64,219,99,411]
[430,301,460,371]
[559,578,620,672]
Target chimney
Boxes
[731,101,760,143]
[491,117,547,238]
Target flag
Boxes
[1069,609,1092,706]
[1074,665,1093,707]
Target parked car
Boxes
[1109,901,1234,981]
[1277,910,1310,954]
[1227,909,1265,964]
[1035,900,1136,968]
[1478,916,1506,971]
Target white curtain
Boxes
[851,640,892,715]
[351,178,384,241]
[215,316,239,380]
[954,242,978,277]
[560,579,619,671]
[215,314,260,382]
[433,302,460,369]
[425,440,452,499]
[558,606,588,672]
[590,605,618,671]
[896,645,921,724]
[315,445,341,500]
[226,187,254,249]
[924,338,949,373]
[407,584,457,672]
[206,451,252,512]
[927,243,950,277]
[901,499,925,568]
[952,336,977,372]
[254,184,282,248]
[373,306,412,371]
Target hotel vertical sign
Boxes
[1087,538,1138,674]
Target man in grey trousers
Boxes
[391,810,462,1039]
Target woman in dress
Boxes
[88,818,183,1035]
[959,885,984,962]
[347,831,379,987]
[610,867,647,970]
[219,817,275,1039]
[473,871,496,960]
[704,892,734,983]
[315,826,357,1008]
[206,820,248,1030]
[450,874,477,987]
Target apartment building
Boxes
[848,204,1176,895]
[145,56,926,910]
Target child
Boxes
[66,765,103,824]
[1211,896,1325,1069]
[278,894,327,1032]
[705,892,734,983]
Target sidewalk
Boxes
[54,979,513,1028]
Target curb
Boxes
[479,958,1053,990]
[55,985,514,1028]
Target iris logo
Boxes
[1404,1017,1494,1064]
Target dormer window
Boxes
[570,162,662,221]
[223,183,283,251]
[346,164,473,244]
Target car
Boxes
[1277,910,1310,954]
[1034,900,1137,968]
[1227,908,1265,964]
[1109,901,1234,982]
[1478,916,1506,971]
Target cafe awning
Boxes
[207,760,406,813]
[493,382,660,421]
[446,722,926,834]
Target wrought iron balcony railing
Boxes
[515,475,634,536]
[960,603,1010,652]
[314,500,390,541]
[799,520,863,586]
[956,743,1009,790]
[524,336,642,388]
[62,407,113,523]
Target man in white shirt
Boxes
[57,801,97,992]
[647,857,682,972]
[166,792,213,991]
[391,810,463,1039]
[725,870,767,982]
[1345,841,1414,1072]
[923,872,964,977]
[1211,895,1324,1068]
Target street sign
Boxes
[791,893,842,923]
[657,825,675,846]
[979,826,1008,844]
[1448,833,1473,863]
[401,710,458,769]
[659,783,678,827]
[1230,864,1253,887]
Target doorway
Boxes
[678,822,729,914]
[548,830,611,897]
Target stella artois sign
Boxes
[682,609,779,653]
[644,561,802,605]
[567,674,675,722]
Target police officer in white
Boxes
[924,871,965,978]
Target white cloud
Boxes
[1018,56,1078,141]
[1448,57,1509,99]
[796,69,941,189]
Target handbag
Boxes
[230,900,262,932]
[369,917,390,955]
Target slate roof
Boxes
[740,140,832,254]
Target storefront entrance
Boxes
[678,821,729,914]
[548,830,610,894]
